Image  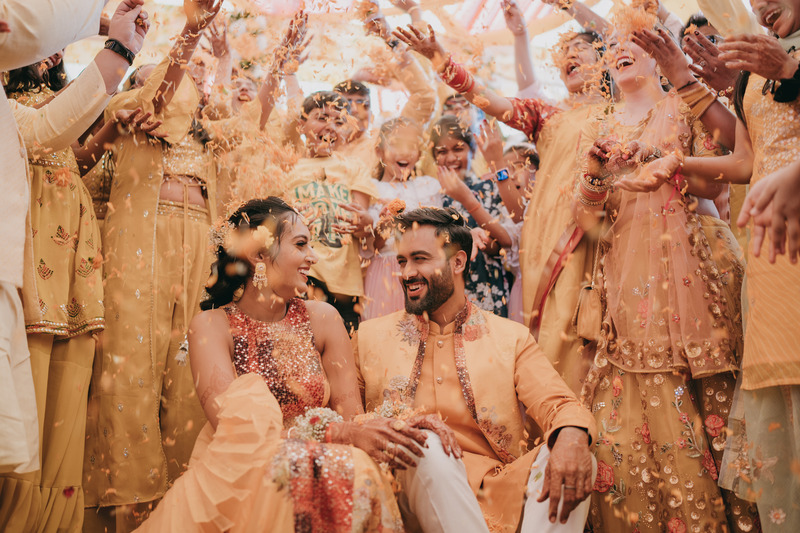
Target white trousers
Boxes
[395,431,595,533]
[0,282,39,473]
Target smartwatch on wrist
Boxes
[495,168,510,182]
[104,38,135,66]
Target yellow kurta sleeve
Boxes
[514,335,597,447]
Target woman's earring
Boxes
[253,261,268,289]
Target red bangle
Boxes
[579,182,609,201]
[441,56,476,94]
[325,425,334,443]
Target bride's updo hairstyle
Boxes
[201,197,299,310]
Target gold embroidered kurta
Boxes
[354,302,596,532]
[14,88,105,337]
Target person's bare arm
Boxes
[540,0,610,34]
[632,27,737,149]
[437,166,513,249]
[152,0,222,115]
[682,120,754,185]
[188,309,236,430]
[502,0,538,94]
[308,301,364,418]
[73,108,163,175]
[258,11,309,129]
[479,120,526,222]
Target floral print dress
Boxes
[443,172,512,317]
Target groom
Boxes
[354,207,597,532]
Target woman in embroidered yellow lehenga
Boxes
[135,198,464,531]
[571,10,759,532]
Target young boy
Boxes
[284,91,376,331]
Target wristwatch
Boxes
[104,38,135,66]
[495,168,511,182]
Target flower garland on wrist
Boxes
[291,407,344,442]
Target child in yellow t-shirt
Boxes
[285,91,377,331]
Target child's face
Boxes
[503,151,536,191]
[433,134,473,180]
[300,104,349,157]
[341,93,371,134]
[376,124,422,180]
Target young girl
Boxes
[430,115,512,317]
[361,117,442,320]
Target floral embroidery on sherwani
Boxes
[404,302,517,463]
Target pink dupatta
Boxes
[593,94,738,379]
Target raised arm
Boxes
[502,0,538,95]
[257,11,309,129]
[480,120,526,223]
[152,0,222,115]
[436,166,513,249]
[540,0,610,35]
[632,27,737,149]
[394,24,515,121]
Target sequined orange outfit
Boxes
[580,94,758,532]
[225,300,329,420]
[0,87,104,533]
[138,300,403,532]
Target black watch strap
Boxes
[104,38,135,66]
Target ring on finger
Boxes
[391,420,407,432]
[563,485,576,490]
[699,60,706,68]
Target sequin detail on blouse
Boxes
[225,299,328,422]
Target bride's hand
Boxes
[332,417,429,470]
[405,414,462,458]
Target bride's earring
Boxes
[253,261,268,289]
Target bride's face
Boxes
[264,218,318,300]
[608,35,658,92]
